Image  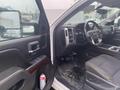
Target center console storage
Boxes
[99,44,120,53]
[108,46,120,52]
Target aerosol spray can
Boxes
[40,73,46,90]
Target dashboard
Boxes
[63,23,87,47]
[55,22,115,57]
[55,23,87,57]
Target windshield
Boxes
[65,1,120,25]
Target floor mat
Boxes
[56,51,97,90]
[58,61,86,90]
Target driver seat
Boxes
[86,54,120,90]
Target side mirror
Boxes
[0,10,21,38]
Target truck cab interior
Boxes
[53,0,120,89]
[1,0,120,90]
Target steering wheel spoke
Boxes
[91,37,102,45]
[84,20,103,45]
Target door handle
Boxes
[28,41,40,53]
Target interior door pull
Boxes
[28,41,40,53]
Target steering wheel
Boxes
[84,20,103,45]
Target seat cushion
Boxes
[86,54,120,82]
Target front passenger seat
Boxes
[86,54,120,90]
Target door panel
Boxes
[0,67,35,90]
[0,0,53,89]
[0,34,52,90]
[0,35,46,72]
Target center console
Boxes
[99,44,120,53]
[108,46,120,52]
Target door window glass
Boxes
[0,0,40,41]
